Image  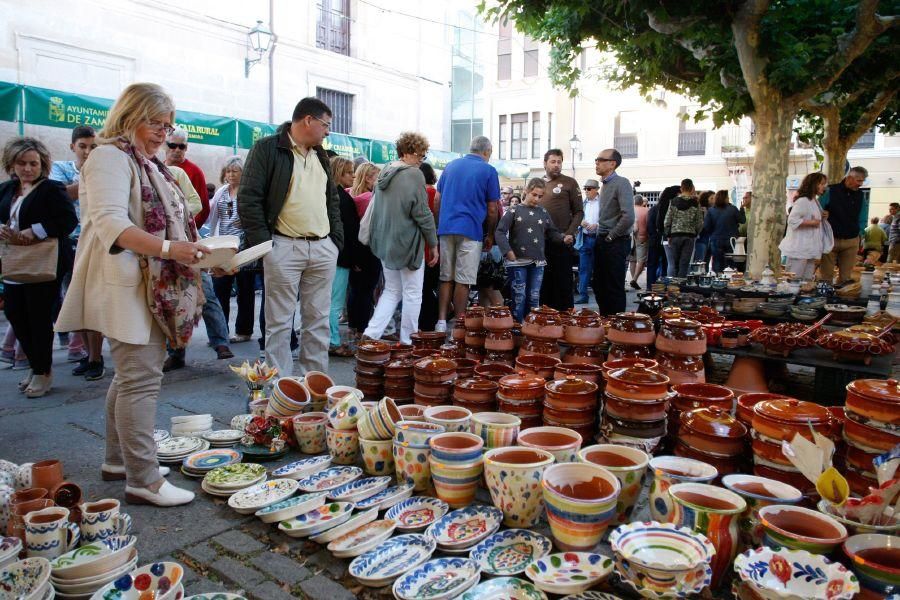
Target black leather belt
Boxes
[275,230,327,241]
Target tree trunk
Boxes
[746,102,796,278]
[821,109,851,183]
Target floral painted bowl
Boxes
[309,506,379,544]
[758,504,848,555]
[458,576,548,600]
[734,546,859,600]
[469,529,552,576]
[817,501,900,537]
[386,497,449,532]
[392,557,481,600]
[269,456,332,480]
[0,537,23,570]
[92,561,184,600]
[327,519,397,558]
[425,505,503,551]
[349,533,436,587]
[0,557,51,600]
[326,476,391,504]
[254,491,326,524]
[226,478,299,514]
[50,535,137,580]
[277,502,354,538]
[295,466,362,493]
[541,462,621,551]
[578,444,650,525]
[524,552,614,595]
[842,533,900,598]
[354,482,414,511]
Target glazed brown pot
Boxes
[606,343,654,361]
[465,329,487,348]
[453,358,478,378]
[545,376,599,410]
[384,381,414,396]
[484,330,514,351]
[439,342,466,359]
[606,312,656,345]
[678,407,748,456]
[498,372,546,400]
[454,377,499,404]
[465,347,486,361]
[752,464,817,498]
[604,392,670,422]
[414,391,452,407]
[414,379,454,397]
[390,343,414,359]
[384,359,415,379]
[543,404,596,425]
[562,344,605,365]
[474,362,515,381]
[521,306,565,340]
[604,367,671,401]
[845,378,900,426]
[672,383,735,413]
[752,398,838,442]
[656,352,706,385]
[601,358,659,374]
[451,322,467,341]
[674,441,741,477]
[515,354,561,380]
[413,357,458,383]
[31,460,64,493]
[655,318,707,356]
[483,351,515,367]
[410,331,446,349]
[411,348,440,359]
[602,414,667,439]
[484,306,514,331]
[843,417,899,452]
[555,363,603,385]
[354,370,384,387]
[843,443,882,472]
[563,308,605,345]
[356,358,389,376]
[453,397,497,413]
[519,338,561,359]
[356,381,384,399]
[463,305,485,330]
[357,340,392,362]
[751,436,794,467]
[736,392,789,427]
[497,395,543,419]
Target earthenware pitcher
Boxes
[23,506,80,559]
[79,499,132,543]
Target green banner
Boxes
[369,139,398,164]
[323,133,371,160]
[0,82,21,123]
[426,149,460,170]
[174,108,236,148]
[492,159,532,179]
[237,119,278,149]
[24,86,110,129]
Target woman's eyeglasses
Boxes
[148,119,175,135]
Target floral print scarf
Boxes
[114,137,204,348]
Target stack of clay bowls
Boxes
[561,308,606,365]
[483,305,516,366]
[669,383,735,441]
[473,362,515,382]
[393,421,445,491]
[267,379,310,418]
[750,398,841,498]
[544,376,599,441]
[410,330,446,351]
[383,357,415,404]
[655,318,707,385]
[843,378,900,495]
[356,340,392,400]
[600,357,658,399]
[515,354,561,380]
[438,341,465,360]
[600,366,671,453]
[605,312,656,360]
[497,371,546,429]
[462,304,487,363]
[675,407,748,477]
[452,377,498,413]
[520,305,563,360]
[555,362,603,386]
[413,356,457,407]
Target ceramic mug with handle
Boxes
[79,499,132,543]
[23,506,80,559]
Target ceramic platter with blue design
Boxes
[270,455,332,480]
[459,576,548,600]
[254,492,327,523]
[385,496,449,532]
[392,557,481,600]
[296,466,362,492]
[349,533,436,587]
[469,529,552,576]
[355,482,414,511]
[424,505,502,552]
[327,476,391,503]
[183,448,242,473]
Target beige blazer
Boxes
[56,144,156,345]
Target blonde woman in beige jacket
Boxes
[57,83,211,507]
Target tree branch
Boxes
[845,87,898,143]
[645,10,700,35]
[731,0,773,104]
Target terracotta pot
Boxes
[515,354,561,379]
[736,393,789,427]
[522,305,564,340]
[517,426,583,463]
[484,306,514,331]
[843,417,900,452]
[563,344,605,365]
[543,403,596,425]
[578,444,649,524]
[845,378,900,426]
[563,308,605,345]
[484,330,514,351]
[498,371,546,400]
[463,304,485,330]
[438,342,465,359]
[355,358,388,376]
[413,357,458,383]
[602,357,658,374]
[496,394,542,420]
[354,371,384,387]
[474,362,515,381]
[647,455,719,523]
[453,377,499,404]
[542,462,621,550]
[674,442,742,477]
[519,338,561,359]
[555,363,602,384]
[397,404,426,420]
[413,380,453,397]
[845,467,878,497]
[410,331,446,349]
[604,392,670,422]
[384,359,414,379]
[671,383,734,413]
[428,431,484,464]
[721,473,804,548]
[451,321,467,341]
[453,397,497,414]
[724,356,768,395]
[50,481,82,508]
[484,350,515,366]
[757,504,847,555]
[606,342,654,360]
[545,376,599,410]
[484,447,555,527]
[606,312,656,345]
[464,346,486,361]
[356,340,392,362]
[656,318,707,355]
[843,442,882,473]
[390,343,414,359]
[411,348,439,359]
[752,464,817,498]
[413,390,451,407]
[453,358,478,378]
[656,352,706,385]
[605,367,670,401]
[30,460,64,493]
[751,436,794,467]
[752,398,838,442]
[464,329,486,348]
[678,408,747,456]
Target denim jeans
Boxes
[329,266,350,347]
[577,234,596,298]
[508,264,544,323]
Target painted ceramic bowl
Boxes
[269,455,332,481]
[227,478,299,514]
[355,482,414,511]
[327,519,397,558]
[325,425,360,465]
[609,521,715,596]
[50,535,137,580]
[392,557,481,600]
[309,506,379,545]
[578,444,649,524]
[254,491,326,524]
[327,476,391,504]
[386,497,449,532]
[428,432,483,464]
[428,456,483,508]
[394,421,446,447]
[458,576,548,600]
[277,502,354,538]
[0,557,51,600]
[471,412,521,449]
[722,474,804,547]
[734,546,859,600]
[295,466,362,493]
[392,441,433,492]
[92,561,184,600]
[359,437,394,476]
[349,533,437,588]
[469,529,552,576]
[647,456,718,523]
[484,447,555,528]
[425,505,502,550]
[424,406,472,433]
[758,504,848,554]
[817,500,900,536]
[524,552,614,595]
[291,412,329,454]
[542,462,621,551]
[842,533,900,597]
[517,426,583,464]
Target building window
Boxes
[640,191,660,207]
[677,106,707,156]
[531,112,541,159]
[316,0,350,56]
[510,113,528,160]
[614,112,638,159]
[852,128,876,149]
[497,17,511,81]
[547,112,553,152]
[316,87,353,134]
[523,36,539,77]
[499,115,507,160]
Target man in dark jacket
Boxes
[819,166,869,284]
[237,97,344,377]
[653,185,681,278]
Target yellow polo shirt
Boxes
[275,133,330,237]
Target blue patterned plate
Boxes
[254,492,327,523]
[349,534,436,587]
[425,505,502,550]
[296,466,362,492]
[459,576,548,600]
[355,482,414,511]
[392,557,481,600]
[327,476,391,503]
[270,455,332,480]
[385,497,449,532]
[277,502,354,538]
[469,529,552,576]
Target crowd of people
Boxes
[0,83,881,506]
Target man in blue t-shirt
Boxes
[434,136,500,332]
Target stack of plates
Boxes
[171,414,214,437]
[201,463,267,497]
[181,448,243,478]
[153,429,170,444]
[50,535,138,599]
[156,436,209,463]
[201,430,245,448]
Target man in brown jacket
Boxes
[539,148,582,311]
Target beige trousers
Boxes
[104,324,166,488]
[818,236,859,283]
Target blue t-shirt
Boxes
[50,160,81,238]
[436,154,500,240]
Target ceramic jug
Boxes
[729,237,746,255]
[79,499,132,543]
[23,506,80,559]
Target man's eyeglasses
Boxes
[148,119,175,135]
[167,142,187,150]
[311,116,332,129]
[595,157,614,163]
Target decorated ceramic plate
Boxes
[227,478,298,514]
[270,456,332,480]
[425,505,502,550]
[50,535,137,580]
[355,482,414,511]
[734,546,859,600]
[525,552,614,595]
[560,593,625,600]
[254,492,327,524]
[153,429,170,443]
[230,414,253,431]
[157,436,204,455]
[236,444,288,462]
[392,557,481,600]
[185,595,247,600]
[0,557,51,599]
[91,560,184,599]
[0,536,23,566]
[309,506,380,544]
[203,463,267,489]
[459,577,548,600]
[202,477,264,498]
[202,430,245,443]
[327,519,397,558]
[617,562,712,599]
[296,466,362,493]
[385,497,449,532]
[349,533,437,588]
[50,551,137,590]
[327,476,391,504]
[469,529,553,576]
[183,449,242,471]
[277,502,354,538]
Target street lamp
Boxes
[245,20,274,77]
[569,134,580,177]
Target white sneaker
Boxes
[435,320,447,333]
[101,463,170,481]
[125,480,194,507]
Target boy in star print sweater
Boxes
[495,178,563,321]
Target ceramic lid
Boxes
[486,306,511,317]
[498,372,546,391]
[414,357,458,373]
[385,359,414,369]
[410,331,446,340]
[545,376,599,395]
[613,311,652,322]
[607,366,670,387]
[754,398,830,424]
[464,304,485,316]
[455,377,499,391]
[680,408,748,439]
[663,318,703,329]
[846,378,900,403]
[358,340,390,353]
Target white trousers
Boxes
[363,260,424,344]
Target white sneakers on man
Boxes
[125,480,194,507]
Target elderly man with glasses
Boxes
[592,149,635,315]
[165,127,209,228]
